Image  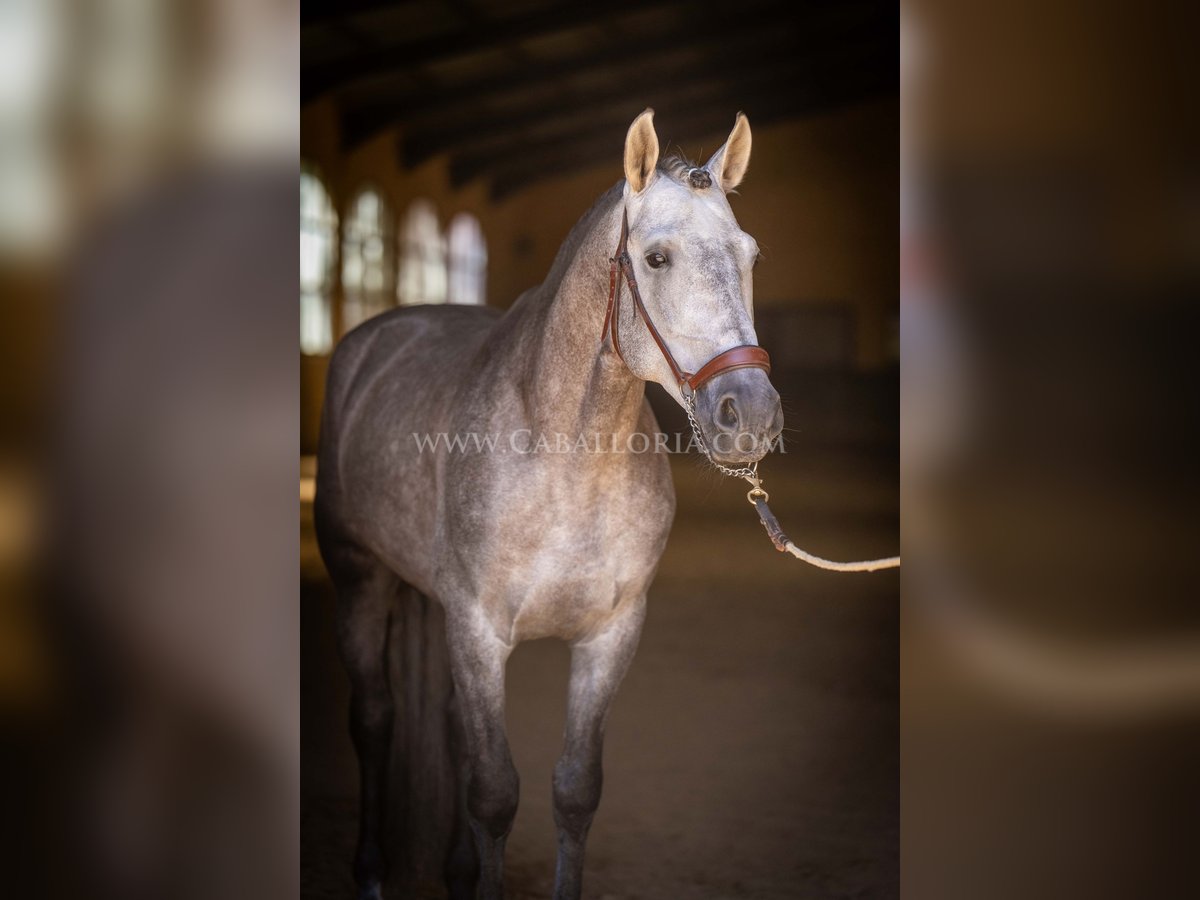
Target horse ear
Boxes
[705,112,752,192]
[623,108,659,194]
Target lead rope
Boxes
[683,393,901,572]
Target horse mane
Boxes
[656,151,697,181]
[658,150,712,189]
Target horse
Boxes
[315,108,783,900]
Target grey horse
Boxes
[315,109,783,900]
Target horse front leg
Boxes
[553,598,646,900]
[445,608,519,900]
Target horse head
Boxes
[611,108,784,466]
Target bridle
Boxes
[601,206,900,571]
[602,208,771,477]
[594,195,901,571]
[602,209,770,402]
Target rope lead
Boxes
[744,474,900,572]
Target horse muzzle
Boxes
[693,368,784,464]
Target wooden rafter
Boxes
[303,0,682,103]
[337,0,878,149]
[301,0,897,195]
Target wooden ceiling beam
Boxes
[344,26,743,149]
[446,60,814,185]
[336,0,874,148]
[303,0,681,103]
[403,26,889,170]
[445,28,893,184]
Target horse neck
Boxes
[519,202,646,438]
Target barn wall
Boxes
[299,97,897,451]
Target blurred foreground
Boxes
[1,1,298,898]
[902,2,1200,897]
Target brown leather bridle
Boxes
[599,209,901,570]
[601,209,771,400]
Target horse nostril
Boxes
[716,395,741,433]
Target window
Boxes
[448,213,487,305]
[300,168,337,354]
[398,200,447,305]
[341,187,394,333]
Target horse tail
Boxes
[386,586,474,894]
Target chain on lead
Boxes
[682,384,898,570]
[682,392,761,480]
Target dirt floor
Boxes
[301,442,898,900]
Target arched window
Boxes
[300,167,337,354]
[398,200,447,305]
[341,187,394,333]
[448,213,487,305]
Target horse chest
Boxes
[481,484,670,643]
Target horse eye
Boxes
[645,251,668,269]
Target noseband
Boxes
[601,209,771,400]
